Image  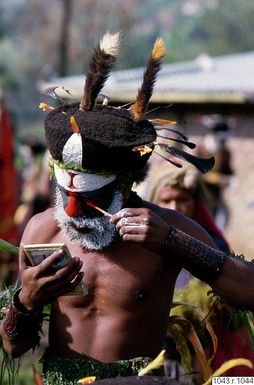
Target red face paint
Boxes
[58,179,117,218]
[65,192,83,217]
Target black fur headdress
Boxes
[42,32,214,174]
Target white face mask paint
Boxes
[54,164,117,193]
[54,187,123,250]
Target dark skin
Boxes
[1,188,254,361]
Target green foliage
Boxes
[0,350,22,385]
[0,286,16,319]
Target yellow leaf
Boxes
[185,321,212,381]
[168,315,213,381]
[168,319,192,374]
[78,376,96,384]
[203,358,253,385]
[171,300,218,365]
[138,349,165,376]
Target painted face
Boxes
[54,187,123,250]
[58,182,118,217]
[54,164,117,217]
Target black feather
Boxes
[158,144,215,173]
[155,126,189,141]
[154,150,183,168]
[157,135,196,149]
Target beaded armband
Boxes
[2,288,43,344]
[161,226,227,285]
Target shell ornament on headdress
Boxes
[40,32,214,176]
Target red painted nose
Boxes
[65,193,83,217]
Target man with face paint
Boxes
[1,33,254,385]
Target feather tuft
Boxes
[131,37,167,122]
[100,32,120,56]
[151,37,167,60]
[79,32,120,112]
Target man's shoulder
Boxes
[142,199,206,230]
[21,208,59,244]
[29,207,56,224]
[142,199,177,218]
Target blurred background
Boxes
[2,0,254,264]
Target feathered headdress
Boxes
[79,32,120,112]
[42,32,214,175]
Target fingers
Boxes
[110,208,150,237]
[118,218,148,236]
[19,247,85,307]
[36,250,84,292]
[110,207,170,253]
[110,208,145,224]
[34,257,84,299]
[49,271,85,297]
[64,271,85,293]
[36,248,69,275]
[54,257,83,282]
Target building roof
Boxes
[38,51,254,104]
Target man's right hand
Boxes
[19,248,84,311]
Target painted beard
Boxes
[54,187,123,250]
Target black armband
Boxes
[161,226,227,285]
[2,288,43,345]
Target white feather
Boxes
[100,32,120,56]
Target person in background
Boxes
[147,164,254,379]
[147,164,230,254]
[195,117,234,231]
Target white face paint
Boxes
[54,187,123,250]
[54,164,117,193]
[62,132,83,166]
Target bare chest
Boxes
[58,240,177,311]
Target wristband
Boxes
[161,226,227,285]
[2,288,43,344]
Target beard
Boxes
[54,187,123,251]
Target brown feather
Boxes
[131,38,166,121]
[79,33,120,111]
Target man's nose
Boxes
[65,193,84,217]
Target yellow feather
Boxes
[70,115,80,133]
[151,37,167,60]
